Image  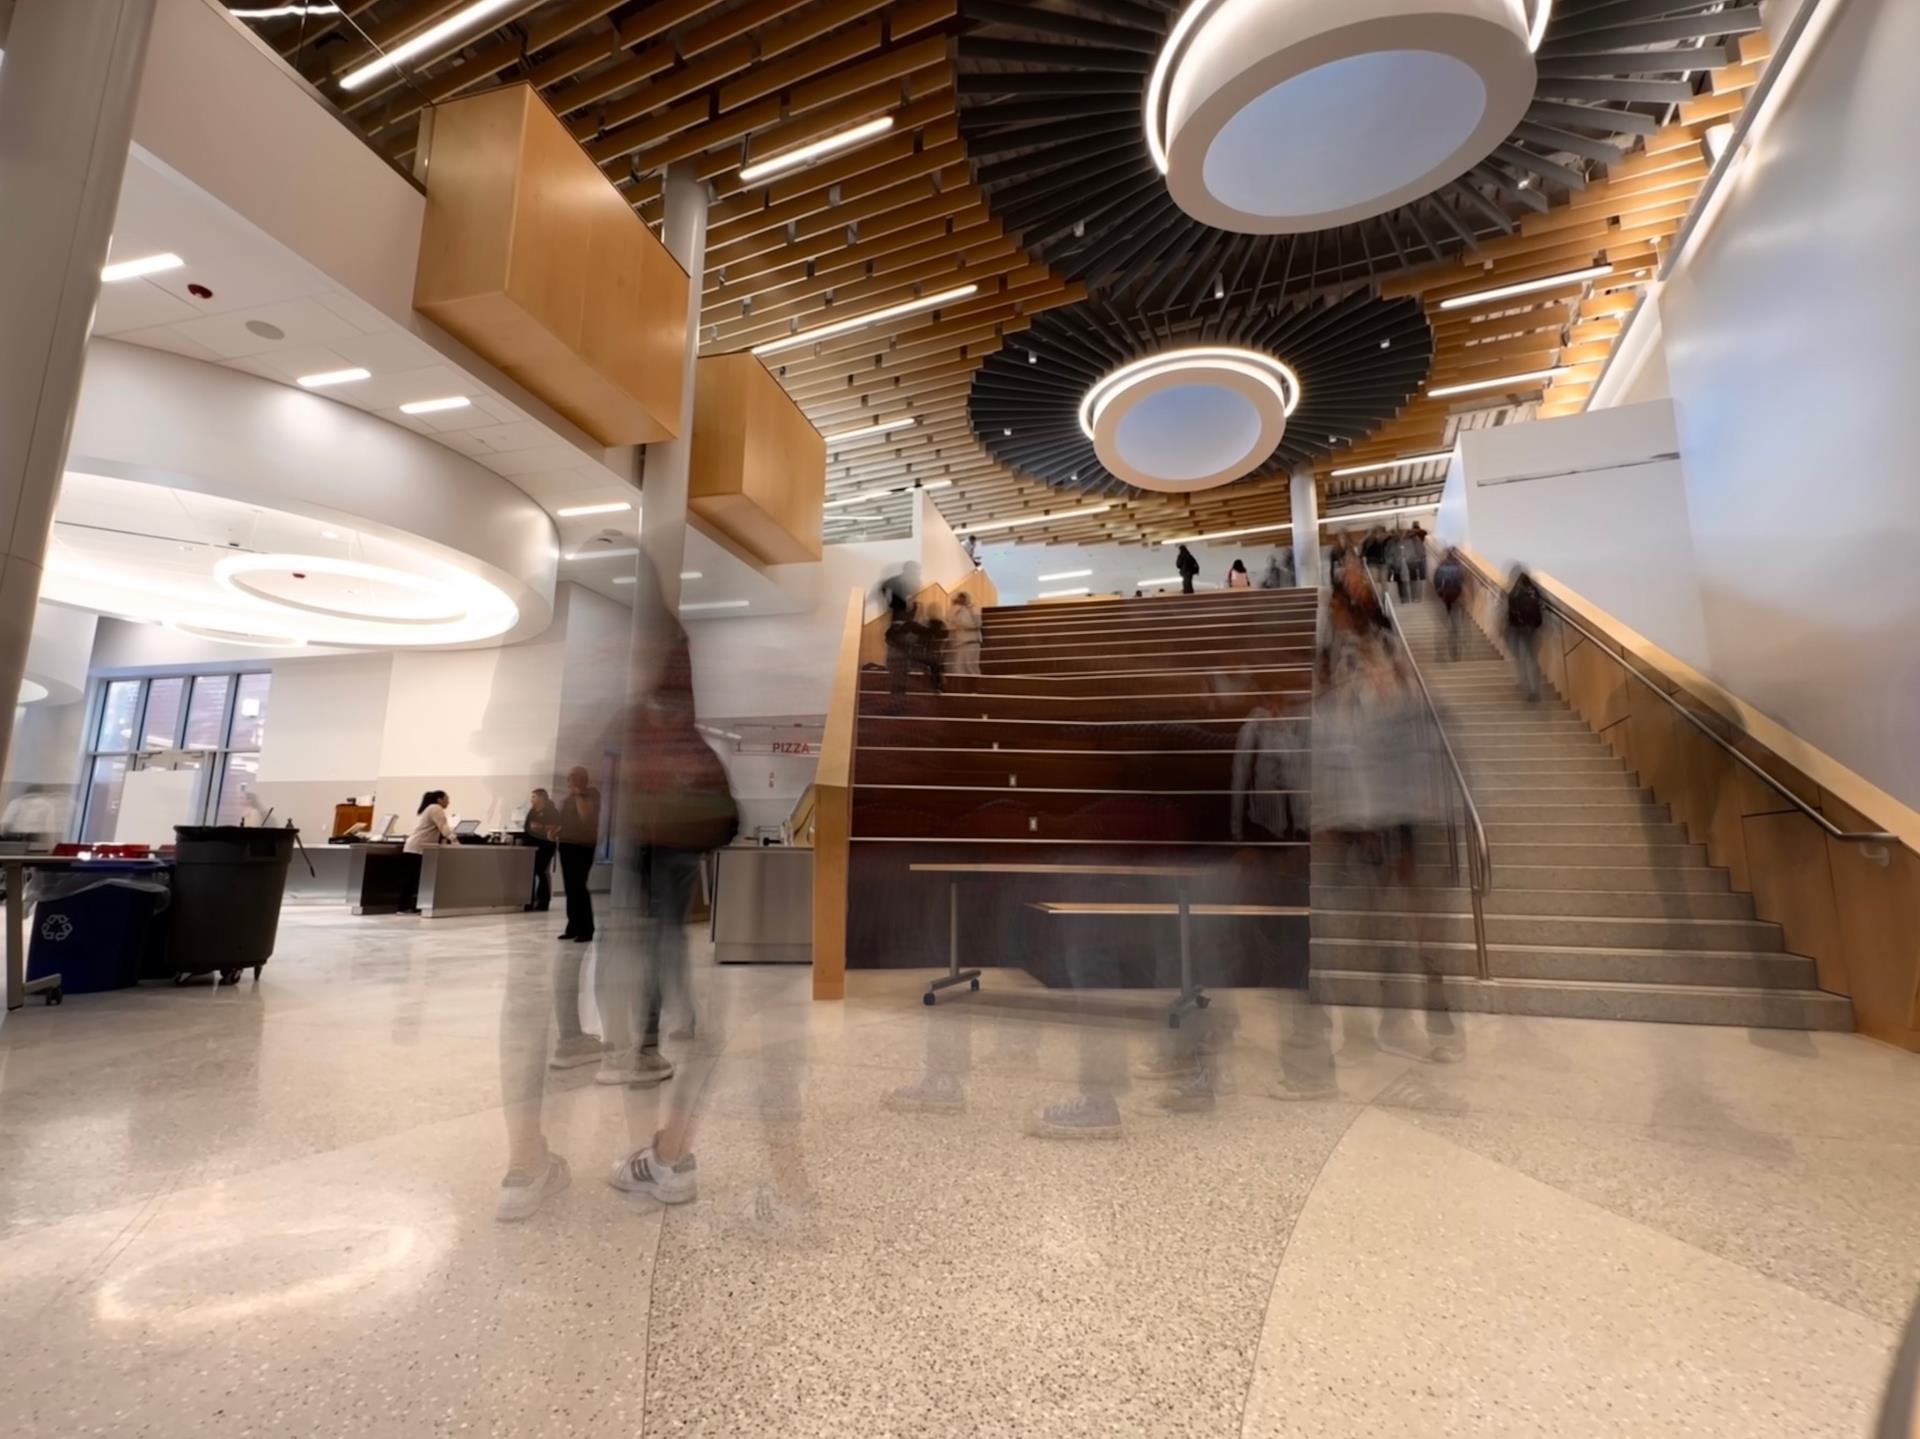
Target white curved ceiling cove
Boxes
[1080,348,1301,494]
[1158,0,1535,234]
[65,340,556,647]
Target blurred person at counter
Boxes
[398,788,455,914]
[523,786,560,913]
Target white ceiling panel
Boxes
[94,279,202,333]
[167,297,370,358]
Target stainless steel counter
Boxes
[711,845,812,964]
[420,844,536,918]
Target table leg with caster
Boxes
[1167,886,1207,1029]
[925,879,981,1005]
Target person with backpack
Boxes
[1505,567,1546,701]
[1432,547,1468,660]
[1174,543,1201,594]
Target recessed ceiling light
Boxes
[321,529,341,540]
[563,546,640,560]
[101,253,184,283]
[737,114,895,184]
[555,501,634,517]
[611,576,637,586]
[1427,367,1569,399]
[1038,569,1094,582]
[824,416,916,444]
[1038,586,1091,599]
[1438,264,1614,311]
[399,395,472,415]
[338,0,521,90]
[966,503,1112,535]
[751,284,979,357]
[297,367,371,389]
[680,571,703,580]
[682,599,751,612]
[1330,450,1455,478]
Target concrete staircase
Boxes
[1308,597,1851,1030]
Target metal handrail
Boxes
[1343,558,1494,981]
[1446,548,1897,852]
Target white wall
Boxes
[1644,0,1920,812]
[251,652,392,838]
[1451,401,1712,672]
[980,536,1301,604]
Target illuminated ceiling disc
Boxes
[1080,348,1299,494]
[214,554,470,626]
[1156,0,1536,234]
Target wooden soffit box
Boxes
[688,352,826,565]
[413,84,689,446]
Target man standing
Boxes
[523,786,561,912]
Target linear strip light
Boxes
[1038,587,1091,599]
[400,395,471,415]
[825,415,917,445]
[101,253,183,282]
[680,571,703,580]
[738,115,895,184]
[1438,264,1613,311]
[751,284,978,357]
[823,478,952,509]
[231,4,342,17]
[611,576,636,586]
[555,501,634,517]
[1144,0,1231,174]
[1037,569,1093,583]
[1427,366,1568,399]
[1330,450,1455,478]
[1323,502,1441,525]
[1160,521,1289,547]
[564,546,640,561]
[682,599,751,612]
[340,0,523,91]
[965,503,1112,535]
[297,367,371,388]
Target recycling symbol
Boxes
[40,913,74,943]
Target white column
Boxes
[1289,466,1321,588]
[636,159,709,616]
[0,0,156,779]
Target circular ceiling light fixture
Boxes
[1078,347,1300,494]
[165,620,310,650]
[1147,0,1539,234]
[213,553,471,627]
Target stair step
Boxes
[1476,802,1671,824]
[1309,937,1813,988]
[1436,841,1709,866]
[1468,781,1650,799]
[1312,862,1731,893]
[1482,821,1690,844]
[1313,906,1781,951]
[1460,757,1630,775]
[1309,884,1755,919]
[1307,969,1852,1031]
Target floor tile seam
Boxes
[1234,1099,1371,1439]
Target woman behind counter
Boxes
[399,788,456,914]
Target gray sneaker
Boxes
[608,1145,697,1205]
[549,1033,605,1070]
[1028,1093,1123,1139]
[495,1153,569,1222]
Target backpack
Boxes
[1507,580,1543,631]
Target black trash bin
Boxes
[26,861,172,996]
[164,825,297,985]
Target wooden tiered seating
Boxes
[844,589,1316,991]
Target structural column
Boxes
[1289,465,1322,589]
[634,159,709,618]
[0,0,156,779]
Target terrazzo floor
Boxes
[2,906,1915,1436]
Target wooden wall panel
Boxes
[414,85,689,445]
[688,352,826,563]
[1822,796,1920,1049]
[1745,811,1848,996]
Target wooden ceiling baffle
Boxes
[689,352,827,565]
[412,84,690,445]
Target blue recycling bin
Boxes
[26,862,172,994]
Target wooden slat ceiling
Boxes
[235,0,1769,550]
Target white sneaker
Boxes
[629,1047,675,1086]
[495,1153,569,1222]
[608,1144,697,1205]
[595,1048,640,1085]
[550,1033,605,1070]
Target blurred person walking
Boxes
[1385,529,1413,603]
[523,786,560,913]
[555,766,601,943]
[604,552,739,1203]
[1360,526,1389,587]
[1432,547,1468,660]
[1505,567,1546,701]
[1226,558,1252,588]
[947,591,982,679]
[1405,521,1430,598]
[1259,551,1295,589]
[879,563,943,697]
[1174,543,1200,594]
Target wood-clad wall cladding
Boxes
[413,84,689,446]
[689,352,827,564]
